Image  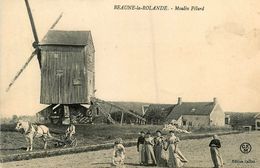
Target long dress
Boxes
[144,136,157,165]
[154,136,167,167]
[209,139,224,168]
[112,144,125,167]
[166,136,188,168]
[137,136,145,164]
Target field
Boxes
[0,124,162,156]
[1,132,259,168]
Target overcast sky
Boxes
[1,0,260,117]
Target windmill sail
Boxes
[41,12,63,41]
[24,0,39,44]
[6,50,38,92]
[6,8,63,92]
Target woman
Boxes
[112,138,126,167]
[137,131,146,165]
[154,130,167,167]
[144,131,157,166]
[209,135,224,168]
[165,131,188,168]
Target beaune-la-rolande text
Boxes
[114,5,168,10]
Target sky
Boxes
[0,0,260,117]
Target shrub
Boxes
[0,124,17,132]
[189,125,232,133]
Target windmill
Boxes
[7,0,146,125]
[6,0,96,125]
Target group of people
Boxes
[112,131,224,168]
[66,124,223,168]
[137,130,188,167]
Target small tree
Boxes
[10,115,19,123]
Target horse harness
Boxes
[24,122,40,138]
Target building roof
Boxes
[166,102,216,122]
[144,104,176,121]
[41,30,93,46]
[225,112,260,126]
[144,104,175,116]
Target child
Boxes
[112,138,126,167]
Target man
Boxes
[65,123,76,140]
[137,131,146,165]
[209,135,224,168]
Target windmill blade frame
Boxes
[49,12,63,30]
[41,12,63,42]
[6,0,63,92]
[24,0,39,44]
[6,50,38,92]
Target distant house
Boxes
[166,97,225,127]
[225,112,260,131]
[256,114,260,131]
[144,104,176,124]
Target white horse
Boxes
[15,120,53,151]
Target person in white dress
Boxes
[112,138,126,167]
[165,131,188,168]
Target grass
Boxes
[188,125,232,133]
[0,124,163,156]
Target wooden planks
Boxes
[40,46,94,104]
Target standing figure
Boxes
[137,131,146,165]
[154,130,167,167]
[209,135,224,168]
[144,131,157,166]
[65,123,76,141]
[112,138,126,167]
[165,131,188,168]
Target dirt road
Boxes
[1,132,259,168]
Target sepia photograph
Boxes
[0,0,260,167]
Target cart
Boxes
[54,134,77,148]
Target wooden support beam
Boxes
[62,105,70,125]
[120,112,124,125]
[91,97,146,122]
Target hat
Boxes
[213,135,218,139]
[156,130,162,133]
[115,138,123,144]
[140,131,145,134]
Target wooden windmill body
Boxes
[40,30,95,105]
[39,30,95,124]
